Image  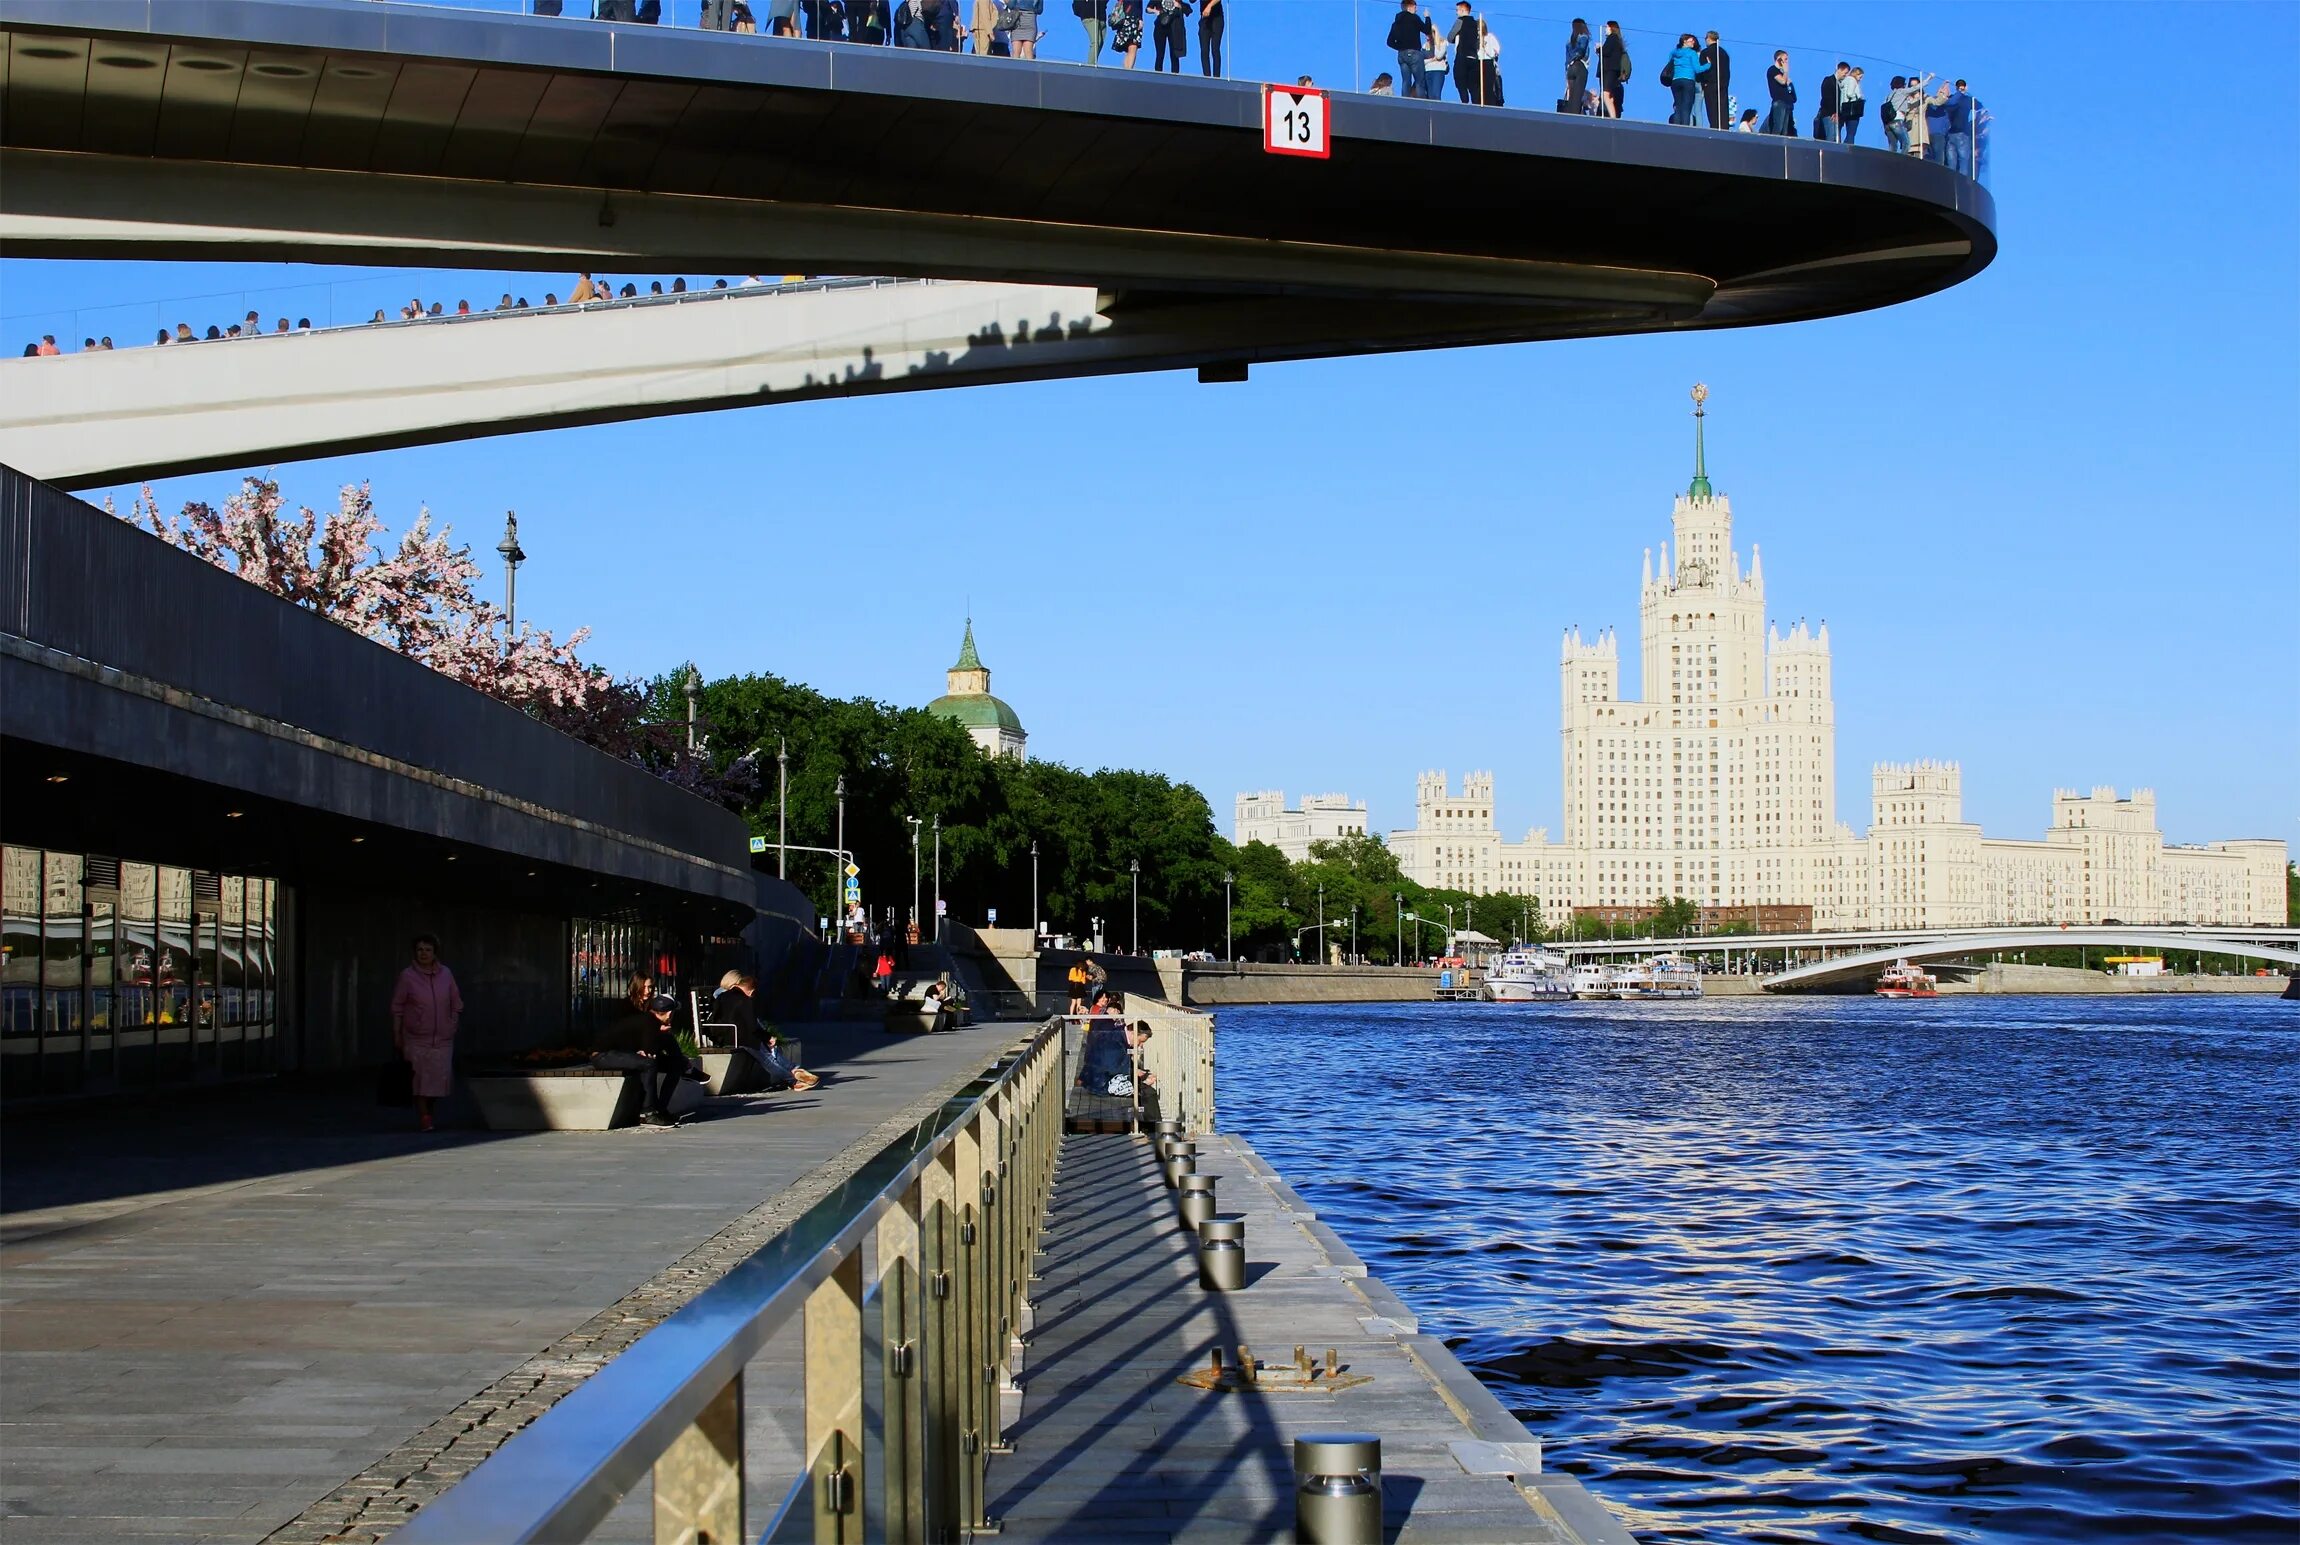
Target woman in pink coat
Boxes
[391,933,463,1132]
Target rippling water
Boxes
[1217,996,2299,1542]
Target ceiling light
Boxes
[350,836,365,844]
[224,810,244,819]
[46,773,69,784]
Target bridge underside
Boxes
[0,0,1995,347]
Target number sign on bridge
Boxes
[1262,84,1330,159]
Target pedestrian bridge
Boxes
[4,278,1139,488]
[1748,927,2300,992]
[1,0,1995,353]
[1548,925,2300,992]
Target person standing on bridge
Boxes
[1664,33,1703,125]
[1107,0,1143,67]
[1563,18,1591,114]
[1700,30,1730,128]
[1150,0,1189,72]
[1197,0,1223,73]
[1387,1,1432,104]
[1074,0,1105,63]
[1447,2,1484,103]
[1764,50,1796,134]
[391,934,463,1134]
[1597,20,1626,116]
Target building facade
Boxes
[1233,791,1369,862]
[1385,389,2286,933]
[926,620,1027,761]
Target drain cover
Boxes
[1177,1344,1372,1395]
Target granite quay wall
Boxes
[1963,964,2290,995]
[1180,961,1445,1005]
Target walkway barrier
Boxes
[394,1016,1065,1545]
[1056,999,1216,1138]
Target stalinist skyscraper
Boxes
[1386,388,2284,930]
[1551,381,1841,915]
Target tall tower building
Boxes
[1387,387,2284,933]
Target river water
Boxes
[1215,996,2298,1543]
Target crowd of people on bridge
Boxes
[523,0,1983,165]
[15,273,811,360]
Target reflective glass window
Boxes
[3,848,40,1063]
[219,877,245,1030]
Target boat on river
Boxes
[1485,949,1572,1002]
[1568,962,1617,1000]
[1874,960,1939,998]
[1612,953,1704,1000]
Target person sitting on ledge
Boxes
[1078,1010,1153,1096]
[595,975,708,1126]
[708,970,819,1090]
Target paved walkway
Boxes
[986,1132,1631,1543]
[0,1020,1024,1544]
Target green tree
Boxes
[1651,895,1701,938]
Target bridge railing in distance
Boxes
[1054,999,1216,1136]
[393,1016,1065,1545]
[1128,999,1217,1136]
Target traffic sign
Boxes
[844,862,860,878]
[748,836,767,854]
[1262,84,1330,159]
[844,881,861,901]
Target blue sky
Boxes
[5,1,2295,850]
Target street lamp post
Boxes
[1129,858,1140,955]
[1351,905,1357,963]
[683,667,699,754]
[1395,893,1404,965]
[495,511,525,643]
[776,738,788,878]
[1030,840,1040,945]
[907,816,922,937]
[1223,871,1233,963]
[932,815,942,943]
[1316,882,1324,965]
[834,774,846,939]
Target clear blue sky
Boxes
[5,1,2295,850]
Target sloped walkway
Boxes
[0,1020,1024,1543]
[987,1132,1629,1543]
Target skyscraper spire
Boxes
[1688,381,1712,500]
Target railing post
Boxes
[954,1116,987,1532]
[921,1149,960,1537]
[653,1373,743,1545]
[807,1250,865,1543]
[870,1182,926,1543]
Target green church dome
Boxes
[927,692,1025,733]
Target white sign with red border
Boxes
[1262,83,1331,159]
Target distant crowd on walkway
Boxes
[527,0,1984,167]
[15,273,810,360]
[1365,9,1981,172]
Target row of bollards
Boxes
[1157,1121,1245,1292]
[1153,1124,1382,1544]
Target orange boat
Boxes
[1874,960,1939,998]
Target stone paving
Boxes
[985,1131,1633,1543]
[0,1020,1026,1544]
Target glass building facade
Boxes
[1,845,281,1099]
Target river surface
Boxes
[1215,996,2298,1543]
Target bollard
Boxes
[1197,1214,1245,1292]
[1293,1432,1382,1545]
[1162,1140,1197,1190]
[1153,1119,1185,1160]
[1177,1174,1218,1235]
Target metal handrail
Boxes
[397,1014,1071,1545]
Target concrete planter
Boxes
[468,1067,705,1130]
[695,1050,764,1097]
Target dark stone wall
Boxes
[291,886,569,1072]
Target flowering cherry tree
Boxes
[118,477,754,806]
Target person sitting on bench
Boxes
[709,970,820,1090]
[599,988,708,1127]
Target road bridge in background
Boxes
[1745,928,2300,993]
[2,0,1995,365]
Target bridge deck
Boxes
[987,1130,1628,1542]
